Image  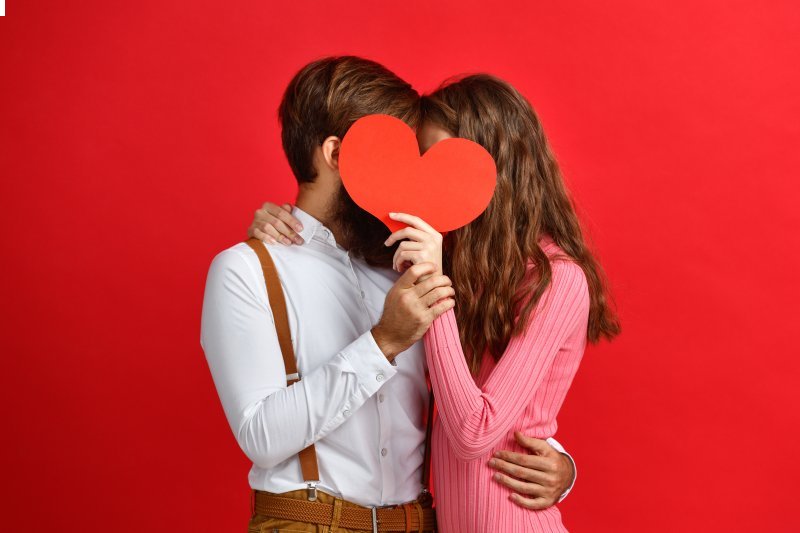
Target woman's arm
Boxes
[424,260,589,461]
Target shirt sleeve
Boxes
[423,260,589,461]
[200,246,397,470]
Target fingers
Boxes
[385,226,429,247]
[397,262,438,287]
[388,212,440,237]
[260,201,300,227]
[393,250,423,272]
[488,457,551,485]
[268,215,304,245]
[268,204,304,234]
[414,274,452,297]
[514,431,557,457]
[255,213,303,245]
[398,240,424,252]
[492,450,555,473]
[509,493,552,511]
[422,286,456,308]
[252,226,277,245]
[254,203,303,245]
[429,297,455,318]
[493,472,547,499]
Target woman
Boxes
[252,75,620,532]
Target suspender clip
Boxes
[306,481,319,502]
[371,506,379,533]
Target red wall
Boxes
[1,1,798,531]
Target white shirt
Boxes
[200,207,575,507]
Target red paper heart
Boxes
[339,114,497,233]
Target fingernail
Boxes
[295,224,303,231]
[494,473,502,481]
[488,459,496,467]
[294,237,304,244]
[389,212,397,218]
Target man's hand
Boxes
[372,263,455,360]
[248,202,304,245]
[488,432,575,510]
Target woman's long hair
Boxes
[421,75,620,375]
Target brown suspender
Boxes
[420,388,434,503]
[245,238,320,500]
[244,237,434,503]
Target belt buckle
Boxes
[371,506,378,533]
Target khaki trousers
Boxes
[247,489,436,533]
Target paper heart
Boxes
[338,114,497,233]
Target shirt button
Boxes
[360,290,366,299]
[376,374,384,382]
[343,409,351,417]
[381,448,388,457]
[378,394,385,403]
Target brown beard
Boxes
[331,184,396,268]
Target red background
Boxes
[1,1,798,531]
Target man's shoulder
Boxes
[204,242,260,291]
[209,241,257,270]
[208,240,310,282]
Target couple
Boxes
[201,56,619,532]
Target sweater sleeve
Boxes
[423,260,589,461]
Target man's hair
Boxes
[278,56,421,183]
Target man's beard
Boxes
[331,184,396,268]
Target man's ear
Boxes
[321,136,341,171]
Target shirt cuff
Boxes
[546,436,577,503]
[340,330,398,397]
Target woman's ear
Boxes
[321,136,341,170]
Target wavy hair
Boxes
[421,75,620,375]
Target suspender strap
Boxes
[421,389,434,498]
[245,238,320,496]
[245,237,435,504]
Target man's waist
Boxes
[249,465,425,508]
[253,488,435,532]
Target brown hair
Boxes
[421,74,620,375]
[279,56,420,183]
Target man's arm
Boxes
[488,432,576,510]
[200,246,397,470]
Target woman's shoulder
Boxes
[532,235,588,294]
[534,233,577,266]
[538,233,565,258]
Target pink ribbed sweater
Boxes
[423,237,590,533]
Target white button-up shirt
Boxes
[201,207,428,506]
[200,207,575,507]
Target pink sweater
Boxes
[423,237,590,533]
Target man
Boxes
[201,56,575,532]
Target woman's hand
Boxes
[248,202,304,245]
[384,213,444,275]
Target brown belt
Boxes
[253,491,436,532]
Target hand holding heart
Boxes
[384,212,443,275]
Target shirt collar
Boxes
[293,206,340,248]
